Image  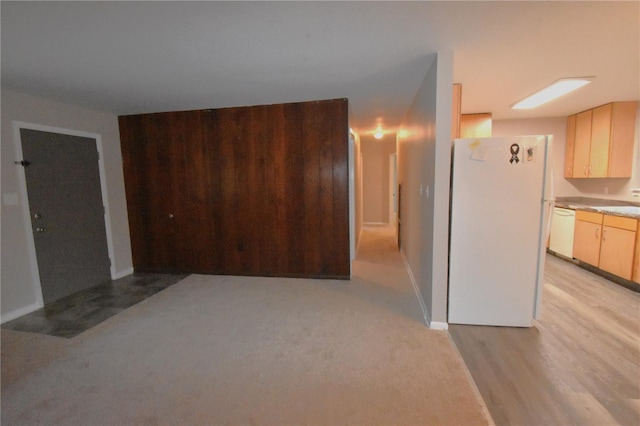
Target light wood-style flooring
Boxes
[449,254,640,425]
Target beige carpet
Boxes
[1,225,491,425]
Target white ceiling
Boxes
[2,1,638,136]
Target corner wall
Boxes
[396,51,453,328]
[1,88,133,322]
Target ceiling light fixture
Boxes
[374,127,384,139]
[511,77,593,110]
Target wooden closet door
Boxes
[206,106,242,274]
[120,113,180,271]
[166,110,218,272]
[297,99,350,277]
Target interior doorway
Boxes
[18,126,112,304]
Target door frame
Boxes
[12,121,116,308]
[388,153,397,227]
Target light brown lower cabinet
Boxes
[599,224,636,281]
[634,223,640,284]
[573,210,638,282]
[573,211,602,267]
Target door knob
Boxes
[34,213,42,219]
[35,227,46,233]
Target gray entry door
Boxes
[21,128,111,303]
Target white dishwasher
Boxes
[549,207,575,258]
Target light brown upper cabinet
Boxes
[607,102,637,178]
[634,222,640,284]
[565,101,637,178]
[451,84,492,139]
[452,83,462,139]
[572,109,593,178]
[564,114,576,177]
[460,113,492,138]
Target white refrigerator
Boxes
[448,135,554,327]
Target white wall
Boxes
[1,88,133,322]
[396,51,453,328]
[494,106,640,203]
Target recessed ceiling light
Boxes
[511,78,593,110]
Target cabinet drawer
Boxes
[576,210,603,224]
[603,214,637,231]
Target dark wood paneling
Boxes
[119,98,350,278]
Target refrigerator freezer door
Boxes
[448,136,547,327]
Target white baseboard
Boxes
[400,249,449,330]
[1,301,43,324]
[113,267,134,280]
[400,249,430,327]
[429,321,449,330]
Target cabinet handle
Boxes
[595,226,600,239]
[602,228,606,242]
[589,165,592,176]
[583,166,588,176]
[168,213,174,219]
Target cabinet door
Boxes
[564,115,576,178]
[451,83,462,139]
[634,222,640,284]
[590,104,613,178]
[573,220,601,266]
[608,101,638,178]
[572,110,592,178]
[460,113,492,138]
[599,226,636,280]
